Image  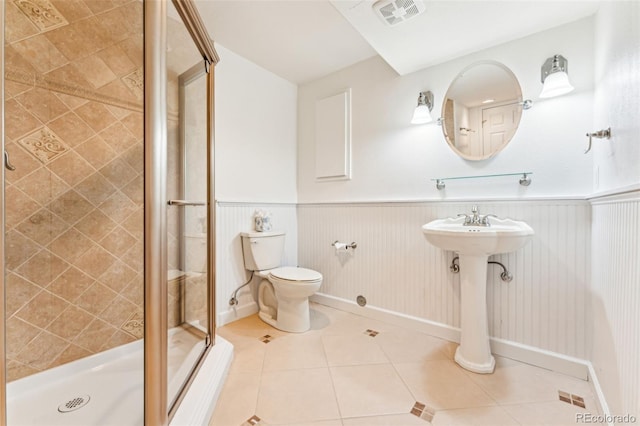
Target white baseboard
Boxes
[587,363,613,425]
[489,337,588,380]
[311,293,590,379]
[311,293,461,342]
[217,301,259,327]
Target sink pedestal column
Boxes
[454,254,495,374]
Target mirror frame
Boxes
[441,60,523,161]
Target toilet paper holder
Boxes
[332,240,357,250]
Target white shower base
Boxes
[7,330,233,426]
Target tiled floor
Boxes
[210,303,600,426]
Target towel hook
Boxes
[585,127,611,154]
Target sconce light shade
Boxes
[411,91,434,124]
[540,54,574,98]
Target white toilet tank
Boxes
[240,231,285,271]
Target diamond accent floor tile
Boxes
[259,335,273,344]
[241,415,263,426]
[559,390,587,408]
[411,401,436,422]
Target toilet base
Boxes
[275,297,311,333]
[258,298,311,333]
[257,280,313,333]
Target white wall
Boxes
[298,18,594,202]
[215,44,298,203]
[593,2,640,193]
[590,1,640,418]
[214,45,299,323]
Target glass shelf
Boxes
[431,172,532,190]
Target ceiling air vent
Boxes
[373,0,426,26]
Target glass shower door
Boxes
[166,5,211,411]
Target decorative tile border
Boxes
[364,328,379,337]
[122,311,144,339]
[558,390,586,408]
[122,68,143,100]
[13,0,68,33]
[411,401,436,422]
[18,126,69,164]
[5,67,143,113]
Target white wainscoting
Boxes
[298,200,591,359]
[216,201,298,325]
[590,189,640,417]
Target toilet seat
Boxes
[269,266,322,284]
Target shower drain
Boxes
[58,395,90,413]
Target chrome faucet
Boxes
[458,205,497,227]
[471,205,480,224]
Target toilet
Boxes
[240,231,322,332]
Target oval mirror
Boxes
[441,61,523,161]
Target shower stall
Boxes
[0,0,229,424]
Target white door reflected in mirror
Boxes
[441,61,523,161]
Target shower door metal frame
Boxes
[0,0,7,423]
[144,0,169,424]
[146,0,219,425]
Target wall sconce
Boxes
[540,54,574,98]
[411,91,434,124]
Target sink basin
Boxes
[422,214,533,374]
[422,216,534,256]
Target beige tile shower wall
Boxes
[167,273,207,329]
[590,191,640,417]
[298,200,590,359]
[216,202,298,324]
[4,0,143,381]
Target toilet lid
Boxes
[270,267,322,282]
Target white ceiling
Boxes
[447,62,520,107]
[193,0,377,84]
[194,0,601,84]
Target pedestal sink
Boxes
[422,214,534,373]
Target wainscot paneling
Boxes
[590,190,640,417]
[297,200,590,359]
